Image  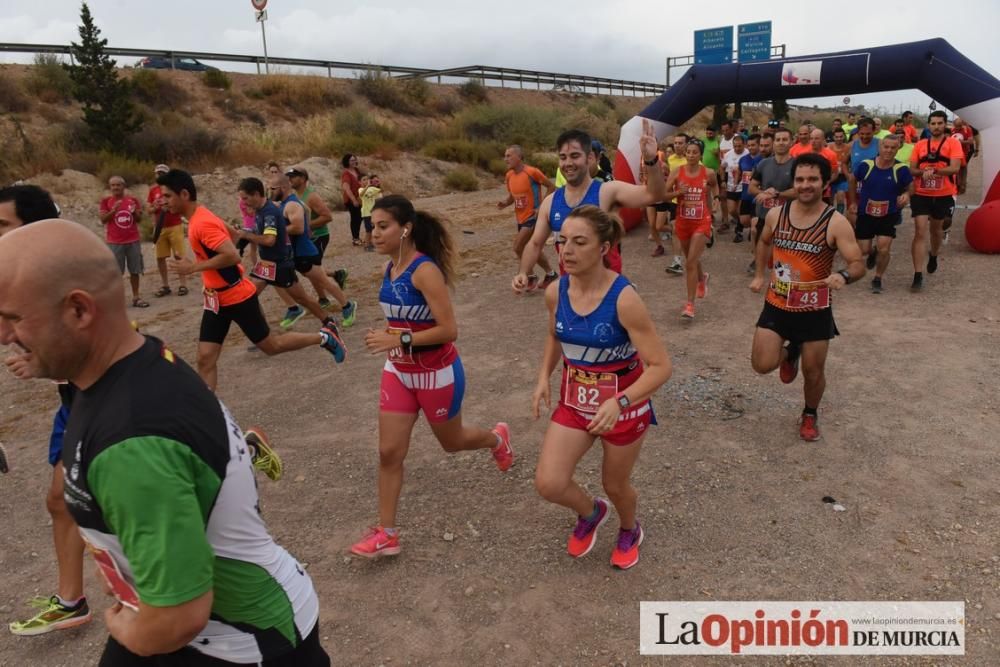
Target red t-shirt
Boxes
[788,142,812,158]
[99,195,142,244]
[342,169,361,206]
[187,206,256,307]
[146,185,182,228]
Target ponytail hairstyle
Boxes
[565,205,623,267]
[372,194,456,283]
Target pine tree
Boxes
[65,2,142,150]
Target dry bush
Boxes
[202,69,232,91]
[0,72,32,113]
[453,104,562,148]
[0,119,68,182]
[529,153,559,177]
[254,74,351,110]
[25,53,73,104]
[443,167,479,191]
[423,138,502,170]
[458,79,488,103]
[130,68,189,108]
[397,124,446,151]
[127,114,226,163]
[95,152,155,185]
[356,69,416,114]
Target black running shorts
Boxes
[200,294,270,345]
[756,301,839,344]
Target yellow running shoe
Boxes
[9,596,91,636]
[244,427,282,481]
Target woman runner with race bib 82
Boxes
[532,205,671,570]
[353,195,514,559]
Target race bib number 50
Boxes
[564,367,618,414]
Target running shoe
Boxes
[490,422,514,472]
[746,259,756,274]
[319,323,347,363]
[350,526,400,558]
[9,596,91,636]
[279,306,306,330]
[540,272,559,289]
[696,272,710,299]
[665,260,684,275]
[341,300,358,328]
[871,277,883,294]
[244,427,282,481]
[333,269,349,290]
[799,414,820,442]
[659,231,672,242]
[610,522,644,570]
[733,229,743,243]
[927,255,938,274]
[716,222,731,233]
[0,441,8,474]
[526,274,540,291]
[706,228,715,248]
[681,302,695,319]
[567,498,610,558]
[866,249,878,270]
[910,273,924,292]
[780,341,801,384]
[651,245,665,257]
[318,298,334,310]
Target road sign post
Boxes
[738,21,772,62]
[251,0,269,74]
[694,26,734,65]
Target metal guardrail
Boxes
[0,42,664,97]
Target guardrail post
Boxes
[255,58,260,75]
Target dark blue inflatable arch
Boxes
[614,39,1000,235]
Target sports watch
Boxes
[616,392,630,411]
[837,269,851,285]
[399,331,413,353]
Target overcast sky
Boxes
[2,0,996,116]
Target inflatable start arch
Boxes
[614,39,1000,252]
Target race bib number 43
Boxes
[786,283,830,310]
[564,367,618,414]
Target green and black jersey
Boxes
[62,337,319,663]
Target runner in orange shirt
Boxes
[157,169,347,391]
[665,141,718,320]
[788,125,812,158]
[908,110,963,290]
[749,153,865,442]
[498,145,557,290]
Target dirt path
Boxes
[1,160,997,666]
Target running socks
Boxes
[56,596,85,608]
[802,406,818,417]
[384,527,399,537]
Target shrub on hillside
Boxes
[529,153,559,177]
[402,77,432,106]
[458,78,488,103]
[444,167,479,192]
[0,73,32,113]
[256,74,351,110]
[94,152,155,186]
[424,139,502,170]
[130,68,189,107]
[453,105,562,148]
[335,107,397,143]
[127,115,226,163]
[202,69,232,91]
[356,68,414,113]
[25,53,73,103]
[398,124,445,151]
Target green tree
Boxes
[772,99,789,121]
[65,2,142,149]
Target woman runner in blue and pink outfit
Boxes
[532,205,671,569]
[353,195,514,558]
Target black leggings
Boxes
[346,202,362,241]
[98,622,330,666]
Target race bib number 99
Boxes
[564,367,618,414]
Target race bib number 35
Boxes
[865,199,889,217]
[564,367,618,414]
[786,283,830,310]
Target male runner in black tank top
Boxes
[748,153,865,442]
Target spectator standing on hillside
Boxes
[147,164,188,298]
[342,154,364,246]
[99,175,147,308]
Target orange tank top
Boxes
[676,165,712,222]
[766,202,837,311]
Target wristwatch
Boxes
[643,156,659,166]
[837,269,851,284]
[399,331,413,353]
[616,392,630,410]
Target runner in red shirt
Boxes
[157,169,347,392]
[99,176,147,307]
[146,164,188,299]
